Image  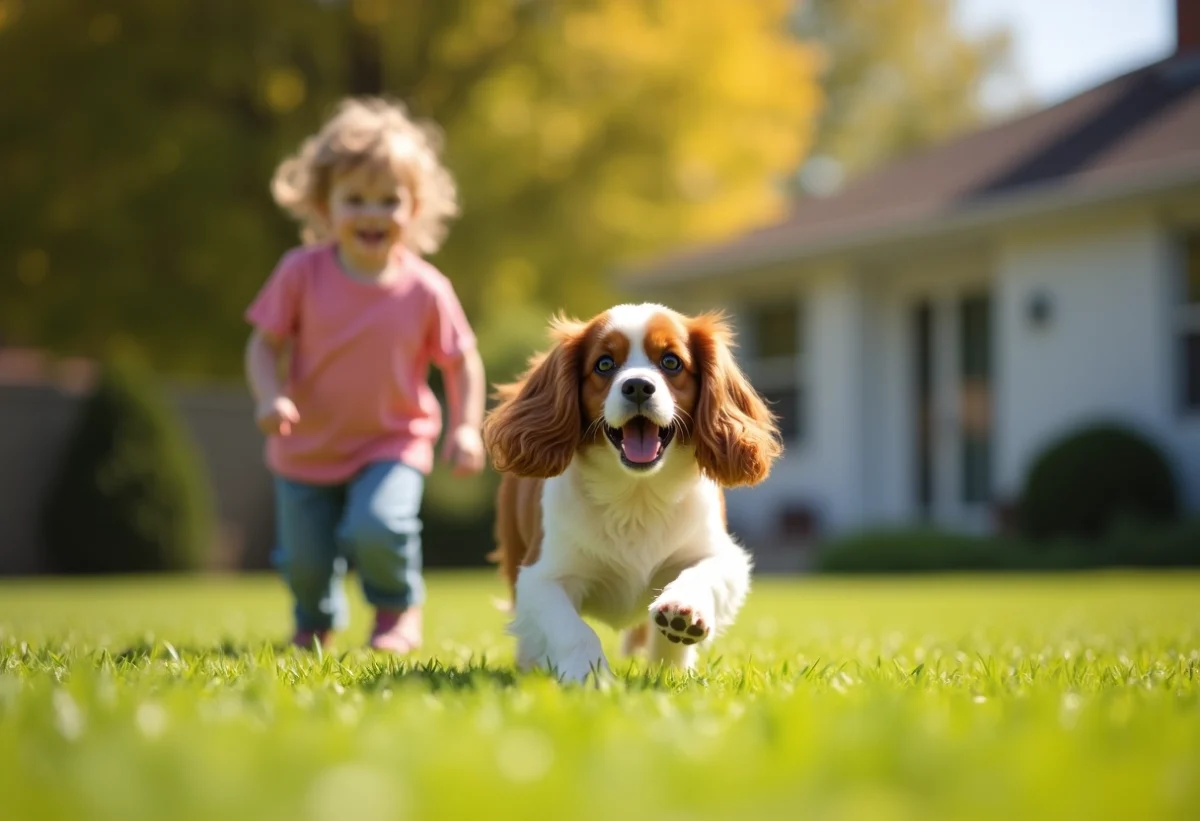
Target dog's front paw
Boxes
[650,597,711,646]
[557,655,611,685]
[550,637,612,685]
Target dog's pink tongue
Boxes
[621,420,661,463]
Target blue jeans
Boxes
[272,460,425,633]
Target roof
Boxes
[624,52,1200,287]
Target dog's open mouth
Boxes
[604,416,675,468]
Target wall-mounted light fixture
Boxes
[1026,290,1054,329]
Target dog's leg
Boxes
[645,619,700,671]
[647,541,751,670]
[511,566,610,684]
[620,622,650,657]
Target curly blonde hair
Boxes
[271,97,459,255]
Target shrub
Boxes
[1090,515,1200,568]
[1018,423,1179,542]
[813,527,1013,574]
[40,350,215,574]
[812,519,1200,574]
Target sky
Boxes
[955,0,1177,112]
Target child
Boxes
[244,97,486,654]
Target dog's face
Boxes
[577,305,698,474]
[483,303,782,487]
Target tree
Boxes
[0,0,821,380]
[0,0,348,375]
[788,0,1019,196]
[39,348,216,574]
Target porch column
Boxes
[809,265,868,531]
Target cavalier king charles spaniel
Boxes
[481,303,782,683]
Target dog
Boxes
[481,303,782,683]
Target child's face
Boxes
[324,160,416,270]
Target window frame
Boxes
[739,297,807,444]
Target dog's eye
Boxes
[660,353,682,372]
[595,355,616,374]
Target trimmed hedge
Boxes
[814,528,1012,573]
[1019,423,1179,541]
[39,351,215,574]
[813,518,1200,574]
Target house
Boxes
[619,1,1200,545]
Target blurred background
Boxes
[1,0,1196,579]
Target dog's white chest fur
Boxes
[541,450,718,626]
[510,445,751,682]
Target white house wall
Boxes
[995,211,1200,511]
[635,204,1200,543]
[721,265,875,541]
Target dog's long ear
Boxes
[483,315,589,478]
[687,311,782,487]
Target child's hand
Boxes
[443,424,485,477]
[256,395,300,436]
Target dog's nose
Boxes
[621,377,655,404]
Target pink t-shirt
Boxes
[245,242,476,484]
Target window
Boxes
[958,294,993,505]
[742,300,806,443]
[1180,233,1200,414]
[754,303,801,359]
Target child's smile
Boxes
[355,228,389,246]
[351,227,393,256]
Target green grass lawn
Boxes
[1,570,1197,821]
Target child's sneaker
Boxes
[368,607,422,654]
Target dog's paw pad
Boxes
[651,601,710,646]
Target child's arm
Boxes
[245,328,299,436]
[440,347,487,476]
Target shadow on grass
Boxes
[351,658,521,692]
[101,640,521,691]
[352,663,703,693]
[110,638,256,663]
[97,640,699,694]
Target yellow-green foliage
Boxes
[0,1,1011,383]
[0,0,820,379]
